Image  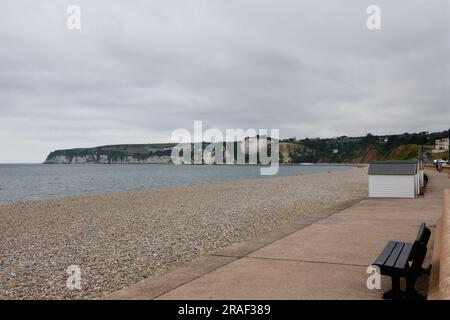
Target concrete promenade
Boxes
[104,170,449,300]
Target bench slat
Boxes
[385,242,405,268]
[394,243,413,270]
[374,241,397,266]
[415,223,425,242]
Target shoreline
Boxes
[0,167,368,299]
[0,162,369,166]
[0,164,362,205]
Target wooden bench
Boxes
[372,223,431,300]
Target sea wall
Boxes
[429,189,450,299]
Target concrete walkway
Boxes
[104,170,449,300]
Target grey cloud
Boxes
[0,0,449,162]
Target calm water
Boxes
[0,164,355,203]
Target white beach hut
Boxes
[368,160,422,198]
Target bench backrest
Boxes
[415,223,431,246]
[409,223,431,274]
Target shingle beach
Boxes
[0,167,368,299]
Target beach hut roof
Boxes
[368,160,418,176]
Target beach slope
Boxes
[0,167,368,299]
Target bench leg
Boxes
[421,265,431,276]
[383,276,402,300]
[405,276,425,300]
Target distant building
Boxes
[435,138,449,151]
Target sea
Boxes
[0,164,357,203]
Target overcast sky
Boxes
[0,0,449,163]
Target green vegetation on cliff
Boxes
[45,130,449,164]
[280,130,448,163]
[45,144,175,164]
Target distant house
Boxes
[436,138,449,151]
[368,160,423,198]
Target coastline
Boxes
[0,167,368,299]
[0,164,362,204]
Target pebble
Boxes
[0,168,368,299]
